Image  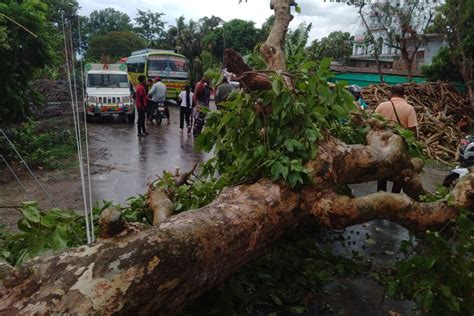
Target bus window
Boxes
[136,62,145,73]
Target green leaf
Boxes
[270,293,283,306]
[320,57,332,70]
[21,203,41,223]
[295,5,301,13]
[271,161,284,181]
[40,213,57,228]
[422,290,434,311]
[272,79,281,95]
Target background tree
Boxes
[308,31,353,65]
[422,46,463,83]
[86,31,145,62]
[134,9,166,48]
[0,0,56,122]
[222,19,261,55]
[431,0,474,110]
[84,8,133,37]
[346,0,384,82]
[372,0,436,81]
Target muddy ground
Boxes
[0,103,450,315]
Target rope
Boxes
[76,17,95,242]
[0,129,56,207]
[0,154,33,200]
[62,13,92,244]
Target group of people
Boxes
[133,75,235,138]
[134,75,168,136]
[349,83,418,193]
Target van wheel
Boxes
[127,113,135,124]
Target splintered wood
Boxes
[362,82,472,164]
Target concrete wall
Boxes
[424,39,446,65]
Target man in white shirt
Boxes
[148,77,169,124]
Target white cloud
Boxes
[78,0,359,41]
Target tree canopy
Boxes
[86,31,145,61]
[308,31,353,64]
[84,8,133,37]
[0,0,56,122]
[134,9,166,48]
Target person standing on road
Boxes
[178,85,194,134]
[214,77,234,108]
[148,77,170,124]
[193,77,208,138]
[135,75,148,136]
[374,84,418,193]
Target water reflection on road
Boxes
[89,105,210,204]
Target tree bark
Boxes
[260,0,294,72]
[1,127,473,315]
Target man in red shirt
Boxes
[135,75,148,136]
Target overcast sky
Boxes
[78,0,360,42]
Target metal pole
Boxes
[0,154,33,200]
[0,129,56,207]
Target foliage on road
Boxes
[184,229,361,314]
[1,119,76,169]
[0,202,85,266]
[385,208,474,315]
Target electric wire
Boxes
[68,21,94,241]
[76,17,95,242]
[0,129,56,207]
[62,13,91,244]
[0,154,33,200]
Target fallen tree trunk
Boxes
[1,127,473,315]
[2,1,473,314]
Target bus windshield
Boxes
[148,56,188,73]
[87,74,129,88]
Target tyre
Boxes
[442,172,460,189]
[127,113,135,124]
[120,114,127,123]
[86,115,95,123]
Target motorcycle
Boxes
[150,100,168,125]
[442,135,474,188]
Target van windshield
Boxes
[87,74,129,88]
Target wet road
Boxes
[89,104,211,204]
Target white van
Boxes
[84,63,134,123]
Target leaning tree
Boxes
[1,1,473,314]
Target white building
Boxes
[350,0,444,73]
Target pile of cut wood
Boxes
[362,82,472,164]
